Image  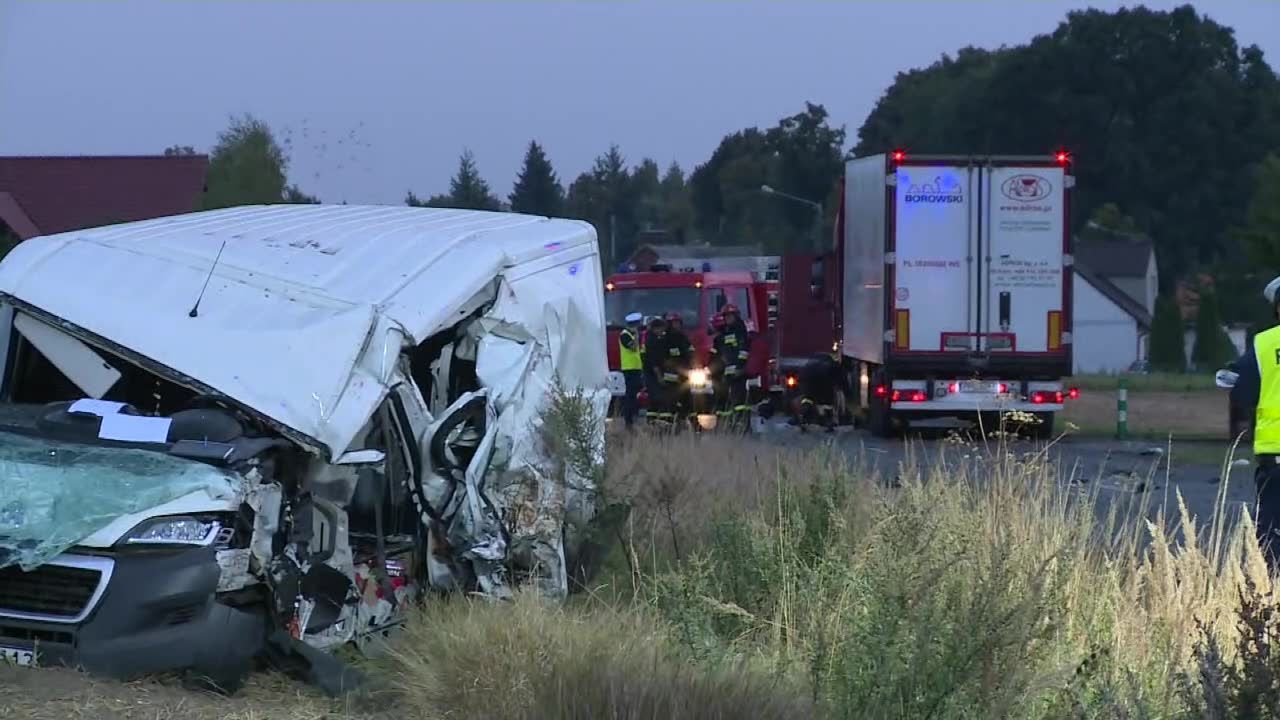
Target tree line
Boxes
[190,4,1280,353]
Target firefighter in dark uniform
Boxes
[642,315,670,426]
[707,312,728,419]
[1229,276,1280,568]
[618,312,644,429]
[710,304,751,431]
[662,311,695,429]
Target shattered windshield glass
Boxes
[0,430,238,571]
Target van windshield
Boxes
[0,430,236,570]
[605,287,700,328]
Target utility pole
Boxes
[761,185,824,253]
[813,204,824,254]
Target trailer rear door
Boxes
[891,164,976,353]
[981,165,1067,354]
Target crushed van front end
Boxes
[0,550,267,686]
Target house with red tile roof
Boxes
[0,155,208,242]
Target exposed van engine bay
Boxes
[0,205,609,692]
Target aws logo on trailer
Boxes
[901,173,964,204]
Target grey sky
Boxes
[3,1,1277,205]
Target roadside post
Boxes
[1116,379,1128,440]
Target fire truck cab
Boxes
[603,265,775,410]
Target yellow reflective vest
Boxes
[619,328,642,371]
[1256,326,1280,455]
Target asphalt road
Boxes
[755,421,1256,533]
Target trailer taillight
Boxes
[892,149,906,163]
[1030,391,1065,404]
[1055,151,1070,165]
[1068,387,1080,400]
[891,389,927,403]
[874,384,888,398]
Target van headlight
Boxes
[122,516,226,547]
[688,368,709,387]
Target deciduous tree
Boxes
[855,5,1280,285]
[202,115,288,210]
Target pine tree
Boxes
[406,150,501,211]
[1149,294,1186,372]
[509,141,564,216]
[1192,289,1238,370]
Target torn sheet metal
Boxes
[453,260,609,599]
[0,430,238,570]
[0,206,600,459]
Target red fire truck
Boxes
[603,256,839,416]
[604,265,773,412]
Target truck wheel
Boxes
[866,368,894,438]
[867,395,895,438]
[976,412,1001,438]
[1031,412,1055,441]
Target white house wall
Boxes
[1072,272,1142,374]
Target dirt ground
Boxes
[1063,388,1227,439]
[0,665,393,720]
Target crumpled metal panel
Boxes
[0,430,238,571]
[0,206,598,458]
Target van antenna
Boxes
[188,240,228,318]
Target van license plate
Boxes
[0,646,34,667]
[959,381,995,394]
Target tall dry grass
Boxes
[366,423,1271,718]
[602,430,1269,717]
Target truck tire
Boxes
[866,368,895,438]
[868,401,892,438]
[1031,412,1055,441]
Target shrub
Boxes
[1183,578,1280,718]
[382,591,814,719]
[1150,294,1187,372]
[1193,289,1240,370]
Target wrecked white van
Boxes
[0,205,609,690]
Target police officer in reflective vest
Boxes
[710,304,751,430]
[1229,276,1280,566]
[618,312,644,429]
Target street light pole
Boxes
[761,185,823,253]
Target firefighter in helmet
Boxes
[707,311,728,421]
[662,311,695,429]
[710,303,752,431]
[642,315,670,426]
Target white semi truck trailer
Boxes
[836,152,1080,437]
